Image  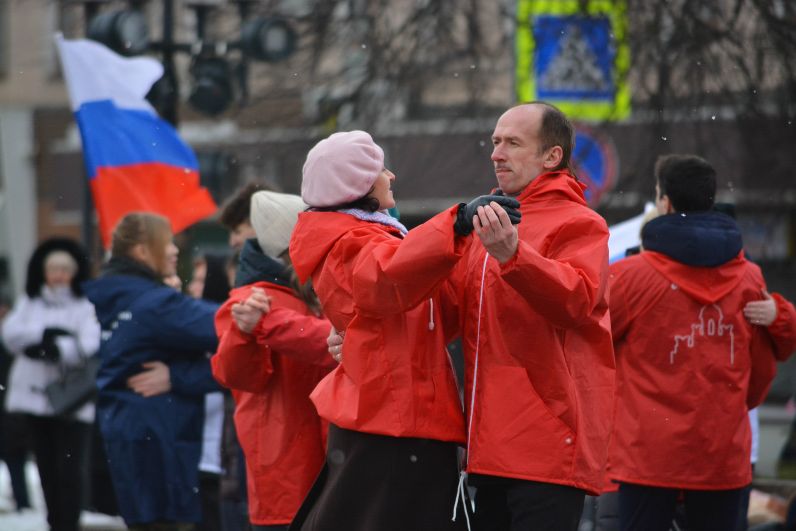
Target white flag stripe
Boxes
[54,33,163,113]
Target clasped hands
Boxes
[455,193,522,264]
[232,287,272,334]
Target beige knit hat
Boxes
[250,191,307,258]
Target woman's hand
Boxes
[328,326,345,363]
[744,289,777,327]
[127,361,171,397]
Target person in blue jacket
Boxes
[83,212,220,531]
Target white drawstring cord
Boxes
[452,470,472,530]
[452,252,490,530]
[428,297,435,330]
[467,253,489,452]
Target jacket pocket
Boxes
[473,365,574,474]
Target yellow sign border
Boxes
[516,0,630,121]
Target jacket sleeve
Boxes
[766,292,796,361]
[170,357,221,396]
[607,265,631,342]
[138,289,219,354]
[252,307,336,369]
[436,275,464,344]
[56,300,101,366]
[747,326,778,409]
[344,206,467,317]
[499,214,610,329]
[1,297,42,354]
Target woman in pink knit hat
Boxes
[288,131,520,531]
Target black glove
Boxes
[42,327,71,345]
[454,194,522,236]
[23,342,61,363]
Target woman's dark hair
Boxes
[25,237,91,298]
[201,253,232,304]
[219,182,274,230]
[280,252,321,315]
[311,187,380,213]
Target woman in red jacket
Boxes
[288,131,519,531]
[211,191,336,531]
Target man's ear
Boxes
[542,146,564,170]
[658,194,674,214]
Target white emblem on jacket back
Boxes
[670,304,735,365]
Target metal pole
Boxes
[161,0,179,126]
[82,1,101,256]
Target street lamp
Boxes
[240,17,297,63]
[189,56,234,116]
[86,8,149,56]
[83,1,299,120]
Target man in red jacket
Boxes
[325,103,613,529]
[607,154,784,531]
[451,102,614,531]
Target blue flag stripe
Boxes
[76,100,198,179]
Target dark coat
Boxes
[83,262,219,525]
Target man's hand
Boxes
[232,287,271,334]
[474,202,519,264]
[328,326,345,363]
[127,361,171,397]
[454,194,521,236]
[163,274,182,291]
[744,289,777,327]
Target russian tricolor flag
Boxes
[54,34,217,247]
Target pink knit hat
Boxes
[301,130,385,208]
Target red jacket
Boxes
[607,250,779,490]
[289,209,467,443]
[769,292,796,361]
[448,172,615,494]
[211,282,334,525]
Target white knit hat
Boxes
[250,191,307,258]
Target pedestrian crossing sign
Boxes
[516,0,630,121]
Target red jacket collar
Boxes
[514,170,588,205]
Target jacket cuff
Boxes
[770,292,791,330]
[497,245,521,272]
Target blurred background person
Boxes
[0,293,31,514]
[83,212,220,531]
[188,253,233,531]
[1,237,100,531]
[220,183,271,253]
[216,183,282,531]
[212,191,335,531]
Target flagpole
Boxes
[81,1,101,260]
[160,0,178,126]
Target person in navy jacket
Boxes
[83,212,220,530]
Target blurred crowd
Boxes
[1,102,796,531]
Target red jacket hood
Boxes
[641,250,748,304]
[290,211,404,284]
